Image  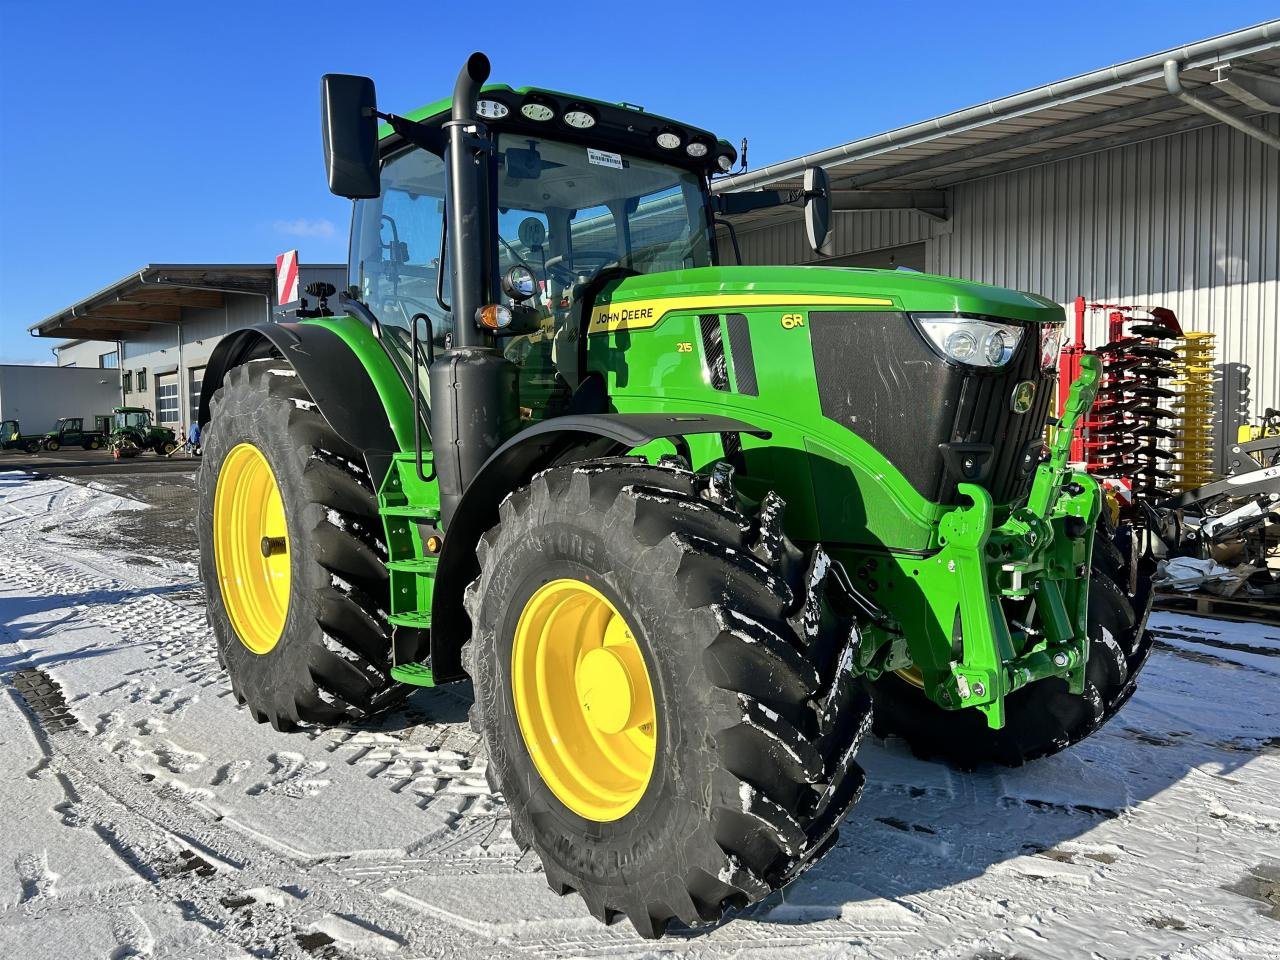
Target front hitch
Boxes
[911,355,1103,728]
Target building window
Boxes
[122,371,132,393]
[155,374,180,427]
[189,367,205,422]
[136,369,147,392]
[100,351,119,369]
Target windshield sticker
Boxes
[587,148,624,170]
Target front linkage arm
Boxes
[911,355,1104,729]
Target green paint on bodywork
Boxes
[299,314,419,452]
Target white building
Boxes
[0,364,121,435]
[30,263,345,437]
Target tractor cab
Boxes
[2,419,17,442]
[112,407,153,432]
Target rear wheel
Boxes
[867,523,1152,768]
[465,459,871,937]
[84,437,101,450]
[198,360,402,730]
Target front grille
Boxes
[809,311,1053,507]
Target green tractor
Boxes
[109,406,178,458]
[1,419,43,453]
[196,54,1153,938]
[41,415,110,451]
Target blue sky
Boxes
[1,1,1275,362]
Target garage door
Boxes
[155,373,180,429]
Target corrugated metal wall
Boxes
[732,115,1280,469]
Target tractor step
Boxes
[380,504,439,520]
[386,557,439,574]
[389,661,435,686]
[387,610,433,629]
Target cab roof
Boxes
[377,84,736,178]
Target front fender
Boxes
[429,412,769,682]
[199,319,410,472]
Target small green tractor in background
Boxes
[109,406,178,458]
[41,415,110,451]
[196,54,1154,937]
[1,419,43,453]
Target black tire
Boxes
[44,439,59,452]
[23,440,39,454]
[866,528,1151,768]
[464,459,872,938]
[197,360,402,731]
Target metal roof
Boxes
[29,264,345,341]
[713,20,1280,229]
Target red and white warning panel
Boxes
[276,249,299,306]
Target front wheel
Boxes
[464,460,871,937]
[867,552,1150,768]
[43,439,60,452]
[197,360,402,730]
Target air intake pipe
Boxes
[432,52,518,526]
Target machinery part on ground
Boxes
[867,524,1150,767]
[463,459,871,937]
[1171,331,1216,492]
[197,361,402,731]
[1076,301,1182,506]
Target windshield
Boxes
[114,412,148,430]
[349,137,713,402]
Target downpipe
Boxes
[1163,59,1280,152]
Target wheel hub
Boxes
[511,579,656,821]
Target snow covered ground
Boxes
[1,470,1278,960]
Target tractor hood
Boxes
[594,266,1065,326]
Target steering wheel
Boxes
[544,250,619,286]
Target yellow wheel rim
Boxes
[213,442,291,654]
[511,579,656,821]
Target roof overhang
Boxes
[28,264,280,341]
[713,20,1280,230]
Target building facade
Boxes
[54,339,120,369]
[0,364,121,434]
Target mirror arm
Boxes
[712,189,803,216]
[381,113,447,156]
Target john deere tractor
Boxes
[109,406,178,458]
[197,53,1153,937]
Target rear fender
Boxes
[428,413,770,682]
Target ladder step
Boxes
[389,661,435,686]
[387,558,439,574]
[380,504,439,520]
[387,610,433,629]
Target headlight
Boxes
[1039,322,1064,370]
[913,314,1024,368]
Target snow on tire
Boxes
[463,458,872,938]
[197,360,403,731]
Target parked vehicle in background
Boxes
[108,407,178,458]
[41,415,110,451]
[1,419,42,453]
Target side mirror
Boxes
[803,166,834,257]
[321,74,380,199]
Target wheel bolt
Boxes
[260,536,287,557]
